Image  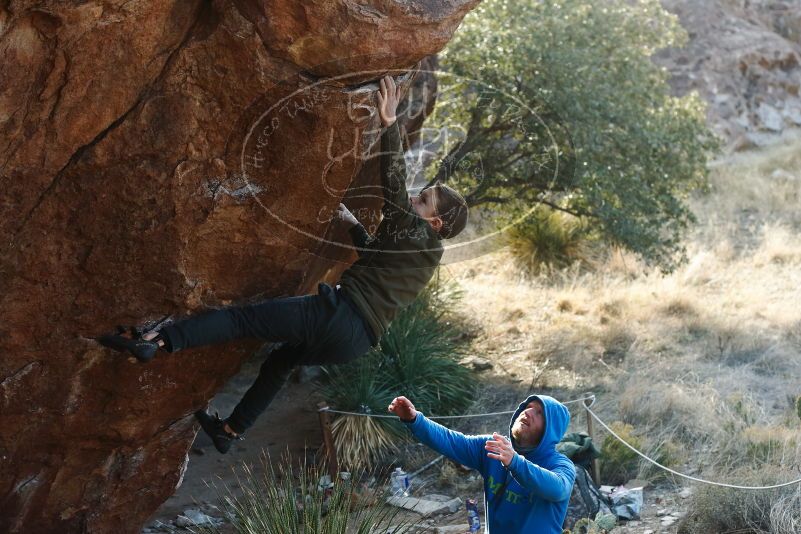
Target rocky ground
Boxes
[141,347,321,531]
[140,347,695,534]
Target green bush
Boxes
[599,422,642,485]
[430,0,719,271]
[506,206,588,274]
[196,453,409,534]
[323,353,400,471]
[322,279,475,471]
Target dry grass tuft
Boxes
[505,206,590,275]
[597,300,624,319]
[659,298,698,318]
[679,467,801,534]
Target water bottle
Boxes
[390,467,410,497]
[466,498,481,532]
[339,471,352,495]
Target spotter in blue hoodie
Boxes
[404,395,576,534]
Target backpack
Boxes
[562,466,613,531]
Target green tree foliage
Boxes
[427,0,719,270]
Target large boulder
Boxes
[0,1,477,532]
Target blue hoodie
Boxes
[404,395,576,533]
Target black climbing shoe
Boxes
[97,333,159,363]
[194,410,242,454]
[97,315,172,362]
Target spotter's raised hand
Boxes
[388,396,417,422]
[485,432,516,466]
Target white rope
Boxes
[320,395,597,420]
[321,393,801,491]
[321,408,513,420]
[583,404,801,491]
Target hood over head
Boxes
[509,394,570,457]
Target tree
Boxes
[424,0,719,270]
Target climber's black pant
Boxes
[159,283,376,434]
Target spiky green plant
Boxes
[506,206,588,275]
[378,283,473,417]
[322,352,402,471]
[195,452,410,534]
[321,278,474,471]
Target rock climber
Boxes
[98,75,469,454]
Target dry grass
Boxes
[678,467,801,534]
[442,138,801,495]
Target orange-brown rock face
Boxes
[0,1,477,532]
[234,0,469,77]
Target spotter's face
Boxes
[511,399,545,448]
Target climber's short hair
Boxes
[432,183,469,239]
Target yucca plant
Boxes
[323,353,401,471]
[506,206,588,275]
[379,284,472,416]
[329,415,400,474]
[321,277,474,472]
[195,452,410,534]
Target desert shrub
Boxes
[739,426,800,468]
[678,469,801,534]
[506,206,588,274]
[321,280,474,471]
[636,437,685,482]
[599,422,642,485]
[567,513,617,534]
[324,353,400,471]
[377,283,473,415]
[618,382,717,442]
[196,453,409,534]
[599,323,635,365]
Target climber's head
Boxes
[410,183,469,239]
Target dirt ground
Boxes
[143,349,322,530]
[142,345,689,534]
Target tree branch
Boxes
[536,199,593,218]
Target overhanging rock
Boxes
[0,0,479,531]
